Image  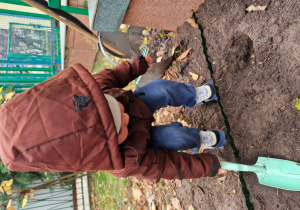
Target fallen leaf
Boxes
[163,110,170,115]
[232,189,237,195]
[189,72,199,81]
[156,50,165,57]
[246,5,267,12]
[162,115,169,124]
[217,176,226,183]
[176,48,192,61]
[251,54,256,64]
[143,37,148,45]
[151,202,156,210]
[167,204,174,210]
[171,198,183,210]
[132,188,142,202]
[188,205,195,210]
[156,56,163,63]
[172,47,176,55]
[238,179,241,188]
[165,33,178,37]
[175,180,182,187]
[186,18,199,28]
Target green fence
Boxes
[0,12,60,93]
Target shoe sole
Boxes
[195,81,217,105]
[203,129,227,149]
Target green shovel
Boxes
[220,157,300,191]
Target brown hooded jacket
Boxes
[0,57,220,182]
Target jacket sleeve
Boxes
[92,57,148,91]
[113,148,221,183]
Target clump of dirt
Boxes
[145,0,300,209]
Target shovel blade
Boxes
[255,157,300,191]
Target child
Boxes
[0,56,227,182]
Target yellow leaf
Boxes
[0,94,3,101]
[5,92,15,101]
[28,193,35,200]
[0,186,4,194]
[22,194,28,208]
[0,87,3,92]
[3,186,12,195]
[176,48,192,61]
[143,37,148,45]
[186,18,199,28]
[246,5,267,12]
[7,199,15,210]
[6,179,13,187]
[165,33,177,38]
[189,72,199,81]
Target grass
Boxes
[92,52,119,74]
[90,171,131,209]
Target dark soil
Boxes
[147,0,300,209]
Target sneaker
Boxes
[195,81,217,106]
[199,129,227,149]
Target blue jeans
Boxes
[135,79,201,152]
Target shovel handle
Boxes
[220,161,266,173]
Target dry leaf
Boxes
[28,193,35,200]
[189,72,199,80]
[167,204,174,210]
[151,202,156,210]
[232,189,237,195]
[163,110,170,115]
[186,18,198,28]
[156,56,163,63]
[132,188,142,202]
[156,50,165,57]
[176,48,192,61]
[175,180,182,187]
[188,205,195,210]
[162,116,169,124]
[171,198,183,210]
[246,5,267,12]
[165,33,178,37]
[172,47,176,55]
[251,54,256,64]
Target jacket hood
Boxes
[0,64,124,172]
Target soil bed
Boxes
[147,0,300,209]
